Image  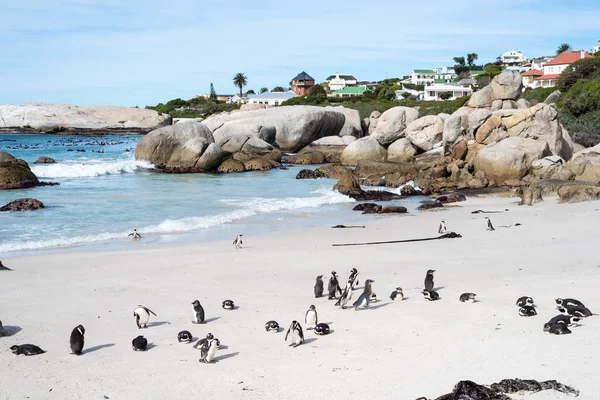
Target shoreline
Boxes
[0,128,154,135]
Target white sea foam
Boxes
[31,159,155,178]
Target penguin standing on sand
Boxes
[424,269,435,291]
[285,321,304,347]
[328,271,342,300]
[485,217,495,231]
[335,280,354,309]
[193,333,214,349]
[133,305,157,329]
[232,234,243,249]
[459,293,477,303]
[128,229,141,240]
[438,220,447,234]
[192,300,205,324]
[200,338,220,363]
[69,325,85,355]
[314,275,324,298]
[347,268,359,289]
[0,260,12,271]
[305,305,318,329]
[132,336,148,351]
[353,279,375,310]
[178,331,193,343]
[390,287,404,301]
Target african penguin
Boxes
[422,289,440,301]
[370,292,378,303]
[314,275,324,298]
[132,336,148,351]
[557,304,593,318]
[285,321,304,348]
[0,260,12,271]
[314,323,331,336]
[193,333,215,349]
[265,321,280,333]
[133,305,157,329]
[335,280,353,309]
[328,271,342,300]
[199,338,220,363]
[424,269,435,291]
[222,300,235,310]
[305,305,318,329]
[546,323,571,335]
[459,293,477,303]
[555,298,586,308]
[352,279,374,310]
[519,306,537,317]
[390,287,404,301]
[69,325,85,355]
[0,320,9,337]
[178,330,193,343]
[438,220,447,234]
[485,217,495,231]
[10,344,45,356]
[192,300,205,324]
[348,268,359,289]
[128,229,141,239]
[516,296,534,307]
[547,314,580,326]
[232,234,243,249]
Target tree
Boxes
[232,73,248,97]
[557,57,600,92]
[556,43,572,55]
[246,89,255,95]
[439,92,453,100]
[259,87,268,94]
[453,56,466,66]
[272,86,285,92]
[307,84,327,103]
[209,83,217,101]
[467,53,479,67]
[484,63,503,78]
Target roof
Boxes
[326,74,357,81]
[534,74,560,81]
[247,91,298,100]
[470,70,486,76]
[521,69,543,77]
[291,71,314,81]
[545,51,593,66]
[413,69,435,74]
[333,86,368,94]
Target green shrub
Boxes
[439,92,453,100]
[562,78,600,116]
[520,87,556,104]
[557,58,600,92]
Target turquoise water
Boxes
[0,134,424,256]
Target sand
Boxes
[1,195,599,400]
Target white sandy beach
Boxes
[1,195,600,400]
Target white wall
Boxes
[423,85,472,101]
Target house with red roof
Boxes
[522,50,594,89]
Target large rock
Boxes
[370,107,420,145]
[222,136,282,162]
[0,198,45,211]
[368,111,381,134]
[558,183,600,203]
[243,157,280,171]
[467,71,523,108]
[468,86,496,108]
[473,137,550,185]
[217,159,245,173]
[387,138,418,162]
[353,160,411,179]
[545,90,561,104]
[565,143,600,182]
[287,151,326,165]
[213,123,276,146]
[0,103,170,133]
[467,109,492,137]
[405,115,445,152]
[0,152,40,190]
[34,156,56,164]
[442,115,464,156]
[134,122,224,171]
[531,156,574,180]
[329,106,362,137]
[333,170,402,201]
[202,106,345,152]
[340,137,387,166]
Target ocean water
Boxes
[0,134,424,256]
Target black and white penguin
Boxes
[191,300,205,324]
[485,217,495,231]
[193,333,214,349]
[390,287,404,301]
[0,260,12,271]
[516,296,534,307]
[232,234,243,249]
[0,320,9,337]
[314,323,331,335]
[370,292,378,303]
[557,304,593,318]
[519,306,537,316]
[438,220,447,234]
[353,279,375,310]
[265,321,280,333]
[285,321,304,348]
[222,300,235,310]
[424,269,435,291]
[335,280,353,309]
[314,275,324,298]
[459,293,477,303]
[178,330,193,343]
[305,305,318,329]
[546,323,571,335]
[547,314,580,326]
[555,298,586,308]
[10,344,45,356]
[133,305,157,329]
[128,229,141,239]
[69,325,85,355]
[199,338,220,363]
[347,268,359,289]
[328,271,342,300]
[422,289,440,301]
[132,336,148,351]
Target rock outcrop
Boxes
[286,151,326,165]
[467,71,523,108]
[405,115,446,152]
[34,156,56,164]
[565,143,600,182]
[0,103,171,133]
[217,159,245,173]
[340,137,387,166]
[370,107,420,145]
[0,198,45,211]
[387,138,418,162]
[0,152,40,190]
[333,170,402,201]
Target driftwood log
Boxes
[332,232,462,247]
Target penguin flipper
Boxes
[284,328,290,342]
[144,307,157,316]
[352,293,365,308]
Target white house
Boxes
[500,50,526,66]
[395,87,423,100]
[434,66,457,84]
[592,40,600,54]
[522,50,594,88]
[531,56,553,71]
[247,91,298,106]
[326,73,357,91]
[411,69,435,86]
[423,84,472,101]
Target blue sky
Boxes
[1,0,598,107]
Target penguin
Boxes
[0,260,12,271]
[347,268,359,289]
[424,269,435,291]
[265,321,280,333]
[485,217,495,231]
[178,330,193,343]
[199,338,220,363]
[285,321,304,348]
[232,234,243,249]
[0,320,9,337]
[305,305,318,329]
[516,296,534,307]
[459,293,477,303]
[555,298,586,308]
[370,292,378,303]
[133,305,157,329]
[546,323,571,335]
[314,323,331,336]
[132,336,148,351]
[314,275,324,298]
[547,314,580,327]
[127,229,141,239]
[191,300,205,324]
[328,271,342,300]
[390,287,404,301]
[557,304,593,318]
[222,300,235,310]
[438,220,447,234]
[335,280,353,309]
[422,289,440,301]
[69,324,85,355]
[352,279,375,310]
[193,333,214,349]
[519,306,537,316]
[10,344,45,356]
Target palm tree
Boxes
[259,87,268,94]
[232,73,248,97]
[556,43,572,55]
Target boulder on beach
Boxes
[243,157,280,171]
[387,138,418,162]
[217,159,245,173]
[340,137,387,166]
[0,152,40,190]
[332,170,402,201]
[565,143,600,182]
[286,151,327,165]
[405,115,446,152]
[0,198,45,212]
[370,106,420,145]
[34,156,56,164]
[467,71,523,108]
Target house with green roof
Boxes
[331,86,371,98]
[411,69,435,86]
